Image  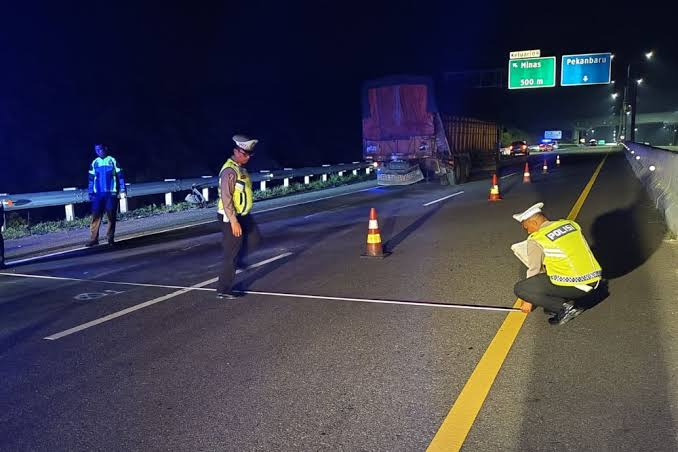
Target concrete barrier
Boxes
[624,142,678,237]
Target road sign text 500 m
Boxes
[519,79,545,86]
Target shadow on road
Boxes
[590,187,667,281]
[514,153,678,451]
[233,221,355,293]
[382,202,442,253]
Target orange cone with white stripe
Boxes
[488,173,502,201]
[556,154,561,166]
[362,208,390,258]
[542,159,548,174]
[523,162,531,183]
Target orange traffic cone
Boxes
[542,159,548,174]
[488,173,502,201]
[523,162,531,183]
[556,155,561,166]
[362,208,390,258]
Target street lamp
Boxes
[620,51,654,142]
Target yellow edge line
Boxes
[566,155,607,220]
[427,155,608,452]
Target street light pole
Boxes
[630,73,639,142]
[627,51,653,142]
[619,63,630,141]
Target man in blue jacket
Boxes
[86,144,126,246]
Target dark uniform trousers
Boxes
[90,193,119,242]
[217,214,262,294]
[514,273,598,313]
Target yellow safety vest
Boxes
[530,219,602,286]
[217,159,253,216]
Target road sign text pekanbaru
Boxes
[561,52,612,86]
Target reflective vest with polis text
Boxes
[529,219,602,286]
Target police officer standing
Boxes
[86,144,126,246]
[513,202,603,325]
[216,134,261,299]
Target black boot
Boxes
[548,301,584,325]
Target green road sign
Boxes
[508,57,556,89]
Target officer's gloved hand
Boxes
[119,192,127,200]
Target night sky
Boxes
[1,1,676,193]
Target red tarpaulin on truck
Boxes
[362,83,434,141]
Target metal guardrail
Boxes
[0,162,374,221]
[623,142,678,237]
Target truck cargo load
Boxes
[361,76,499,186]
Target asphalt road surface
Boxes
[1,150,677,451]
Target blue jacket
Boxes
[88,156,126,194]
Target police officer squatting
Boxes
[512,202,603,326]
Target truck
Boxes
[361,75,499,186]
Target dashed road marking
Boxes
[423,191,464,207]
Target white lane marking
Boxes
[423,191,464,207]
[243,252,294,270]
[256,187,376,214]
[240,290,520,313]
[500,172,518,179]
[36,252,293,340]
[303,205,350,220]
[8,246,93,266]
[6,186,377,266]
[1,271,208,290]
[1,252,293,292]
[44,277,218,340]
[6,219,218,266]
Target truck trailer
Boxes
[361,76,499,186]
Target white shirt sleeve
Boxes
[526,239,545,278]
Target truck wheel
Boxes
[457,160,468,184]
[453,160,462,184]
